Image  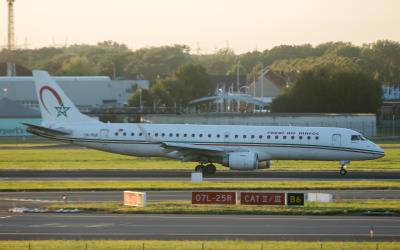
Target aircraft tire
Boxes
[195,165,204,173]
[205,164,217,175]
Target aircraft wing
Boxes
[22,123,71,137]
[162,142,226,153]
[161,142,248,162]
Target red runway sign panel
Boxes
[240,192,285,205]
[192,192,237,205]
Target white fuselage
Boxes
[54,123,384,165]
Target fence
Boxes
[0,242,397,250]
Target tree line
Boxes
[1,40,399,113]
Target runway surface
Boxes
[0,213,398,241]
[0,190,398,212]
[1,170,400,180]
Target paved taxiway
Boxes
[1,170,400,180]
[0,190,398,212]
[0,213,398,241]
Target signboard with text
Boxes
[240,192,285,205]
[124,191,146,207]
[192,192,237,205]
[286,193,305,206]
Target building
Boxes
[245,68,291,105]
[0,76,149,111]
[379,83,400,136]
[0,98,41,137]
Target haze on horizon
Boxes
[1,0,399,53]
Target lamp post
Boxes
[110,62,116,80]
[138,88,143,112]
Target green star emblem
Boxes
[54,103,71,117]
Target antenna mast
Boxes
[6,0,16,76]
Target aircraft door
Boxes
[100,129,109,139]
[332,134,341,147]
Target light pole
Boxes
[138,88,143,112]
[110,62,116,80]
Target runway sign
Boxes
[307,193,333,202]
[192,192,237,205]
[240,192,285,205]
[124,191,147,207]
[286,193,305,206]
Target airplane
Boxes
[24,70,385,176]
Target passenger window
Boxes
[217,134,220,138]
[251,135,255,139]
[139,132,142,136]
[192,134,195,137]
[161,133,165,137]
[123,132,126,136]
[315,136,319,140]
[225,134,229,138]
[169,133,173,137]
[235,135,238,138]
[291,136,295,140]
[176,133,179,137]
[184,134,187,137]
[275,135,279,139]
[131,132,135,136]
[155,133,158,137]
[115,132,118,136]
[267,135,271,139]
[299,136,303,140]
[243,135,247,139]
[283,136,287,139]
[259,135,262,139]
[200,134,203,138]
[307,136,311,140]
[208,134,212,138]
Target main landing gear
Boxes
[195,163,217,175]
[339,160,350,175]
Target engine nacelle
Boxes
[223,152,258,171]
[258,160,272,169]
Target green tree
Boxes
[271,67,382,114]
[57,56,97,76]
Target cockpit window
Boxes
[351,135,364,142]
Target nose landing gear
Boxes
[195,163,216,175]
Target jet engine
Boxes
[223,152,259,170]
[258,160,272,169]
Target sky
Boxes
[1,0,399,53]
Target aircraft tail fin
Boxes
[32,70,98,125]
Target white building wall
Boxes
[0,76,149,109]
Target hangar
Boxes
[0,76,149,111]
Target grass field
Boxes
[0,240,399,250]
[0,147,399,171]
[1,180,399,191]
[47,199,400,215]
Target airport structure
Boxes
[0,98,40,137]
[0,76,149,111]
[245,68,293,105]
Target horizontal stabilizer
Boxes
[22,123,71,137]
